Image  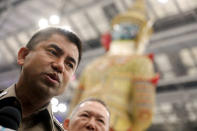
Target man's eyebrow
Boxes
[48,44,77,65]
[84,110,105,119]
[67,56,77,65]
[48,44,64,54]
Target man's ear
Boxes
[63,119,70,130]
[17,47,30,66]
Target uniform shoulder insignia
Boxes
[53,117,65,131]
[0,90,7,98]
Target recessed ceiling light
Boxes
[38,18,49,29]
[58,103,67,113]
[49,15,60,25]
[158,0,168,4]
[51,98,59,106]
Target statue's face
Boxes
[111,23,139,40]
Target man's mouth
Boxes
[45,73,60,83]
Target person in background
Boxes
[0,27,82,131]
[63,98,110,131]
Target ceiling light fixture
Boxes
[52,105,58,113]
[51,98,59,106]
[49,15,60,25]
[58,103,67,113]
[158,0,168,4]
[38,18,49,29]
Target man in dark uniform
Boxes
[0,27,82,131]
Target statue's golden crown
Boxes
[111,0,153,48]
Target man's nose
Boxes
[86,118,96,131]
[51,59,64,73]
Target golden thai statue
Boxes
[70,0,159,130]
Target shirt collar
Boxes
[3,84,56,130]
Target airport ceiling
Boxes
[0,0,197,41]
[0,0,197,86]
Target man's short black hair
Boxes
[26,27,82,64]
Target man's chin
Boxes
[34,83,57,96]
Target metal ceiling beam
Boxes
[65,0,79,7]
[3,40,16,59]
[153,9,197,32]
[158,75,197,92]
[146,0,159,20]
[15,34,26,47]
[61,0,113,16]
[191,9,197,22]
[0,0,27,28]
[171,0,191,36]
[173,0,183,13]
[66,16,84,40]
[149,23,197,51]
[121,0,129,11]
[0,0,14,29]
[0,0,26,15]
[25,4,45,20]
[12,8,34,28]
[151,22,197,42]
[83,12,101,36]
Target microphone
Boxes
[0,125,15,131]
[0,106,22,130]
[0,97,22,131]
